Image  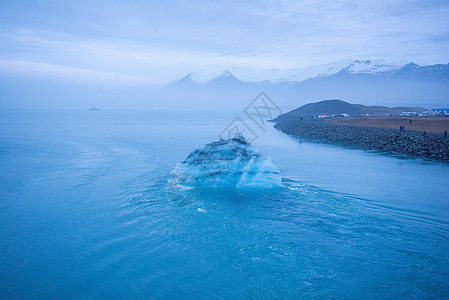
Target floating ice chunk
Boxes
[172,133,282,188]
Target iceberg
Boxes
[172,134,282,189]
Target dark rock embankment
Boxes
[274,120,449,162]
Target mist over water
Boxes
[1,109,448,298]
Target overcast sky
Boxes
[1,0,449,85]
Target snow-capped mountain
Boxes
[204,70,246,88]
[342,59,405,75]
[167,59,413,85]
[160,59,449,109]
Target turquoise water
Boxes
[1,109,448,299]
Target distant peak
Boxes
[173,72,193,82]
[354,59,371,64]
[205,70,243,85]
[220,70,233,77]
[165,71,198,86]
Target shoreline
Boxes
[273,120,449,162]
[327,117,449,135]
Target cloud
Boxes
[0,0,448,85]
[0,58,155,85]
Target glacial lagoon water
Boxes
[1,109,448,299]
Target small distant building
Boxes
[431,109,449,116]
[336,113,349,117]
[400,112,418,117]
[317,113,329,118]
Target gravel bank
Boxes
[274,120,449,162]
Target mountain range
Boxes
[160,60,449,109]
[167,59,414,85]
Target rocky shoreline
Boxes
[274,120,449,162]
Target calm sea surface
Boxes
[1,109,448,299]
